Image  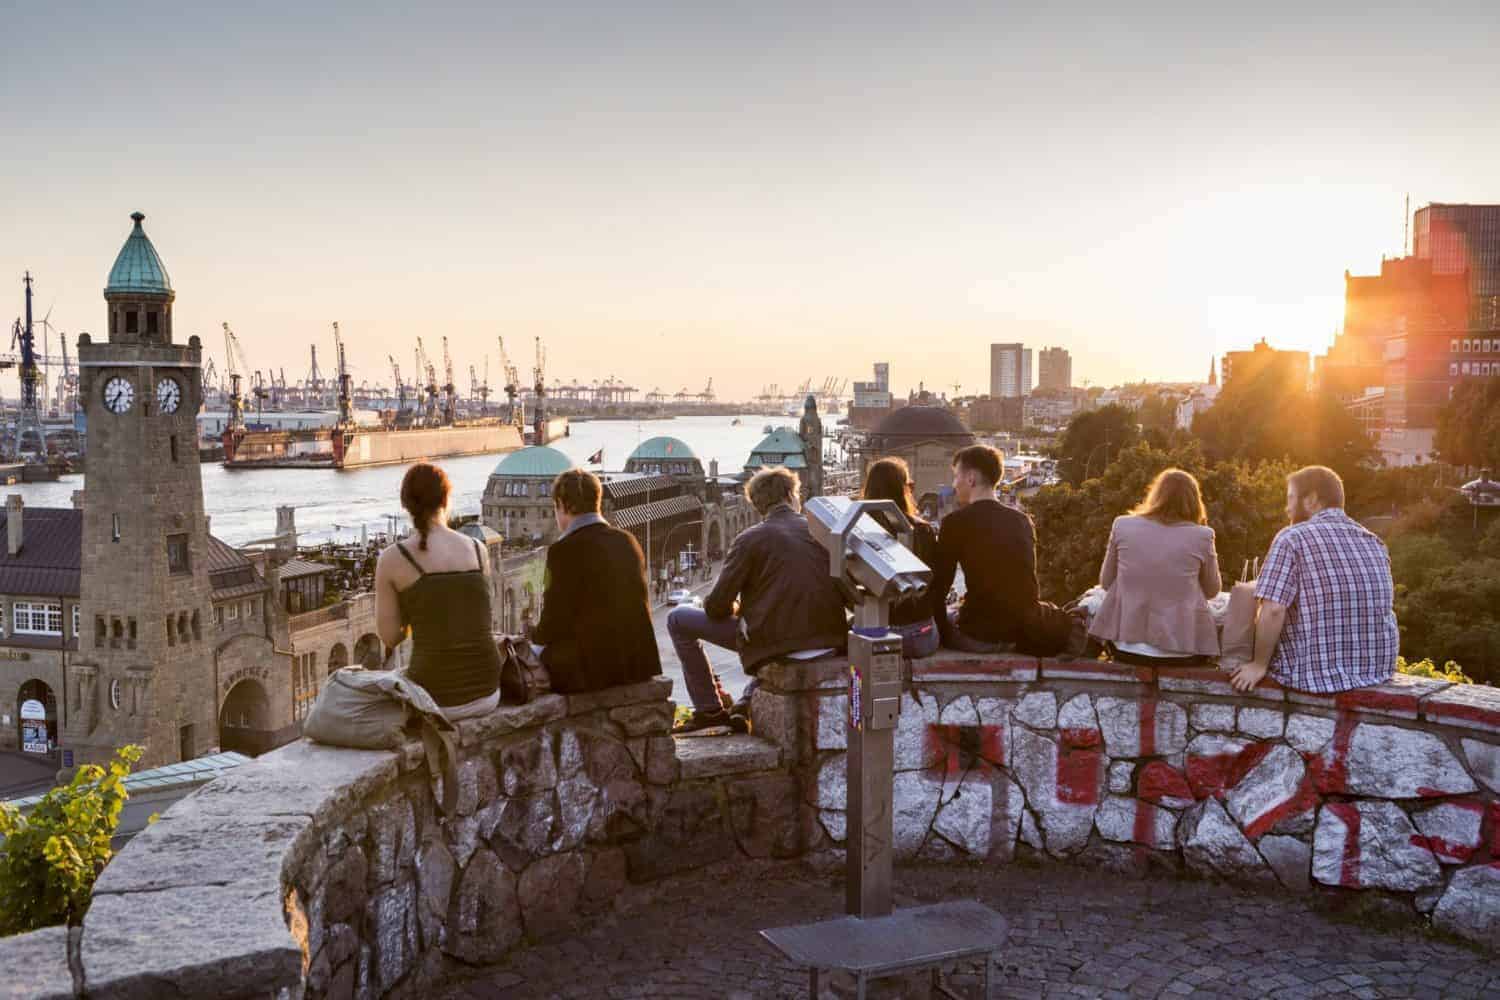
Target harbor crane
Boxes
[332,322,353,425]
[388,355,406,414]
[8,273,46,459]
[674,386,691,403]
[415,337,439,426]
[498,336,522,426]
[306,345,326,408]
[441,336,456,425]
[223,322,249,429]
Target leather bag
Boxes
[498,635,551,704]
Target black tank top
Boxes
[394,539,502,707]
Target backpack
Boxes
[303,665,461,818]
[497,635,551,704]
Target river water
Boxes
[9,414,815,545]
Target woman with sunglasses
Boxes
[859,457,942,658]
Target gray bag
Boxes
[303,663,461,817]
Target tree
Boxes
[1435,378,1500,470]
[0,745,142,936]
[1395,559,1500,684]
[1056,405,1141,485]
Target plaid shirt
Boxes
[1254,508,1398,693]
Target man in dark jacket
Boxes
[531,468,662,692]
[931,445,1075,655]
[670,467,848,733]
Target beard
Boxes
[1289,504,1310,525]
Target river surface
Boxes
[8,415,816,545]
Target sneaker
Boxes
[673,709,734,735]
[727,708,752,735]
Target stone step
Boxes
[673,733,781,780]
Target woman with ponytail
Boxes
[374,462,502,719]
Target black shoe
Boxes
[727,708,751,735]
[673,709,733,735]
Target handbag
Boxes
[303,648,461,817]
[1219,558,1260,665]
[498,635,551,704]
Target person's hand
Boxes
[1229,659,1270,693]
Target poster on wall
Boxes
[19,698,49,754]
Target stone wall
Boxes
[750,652,1500,950]
[3,653,1498,999]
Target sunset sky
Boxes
[3,2,1497,403]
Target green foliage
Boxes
[1394,557,1500,685]
[1056,405,1141,485]
[1395,656,1472,685]
[1386,534,1458,592]
[1434,378,1500,469]
[0,745,141,936]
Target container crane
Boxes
[333,321,353,425]
[498,336,522,426]
[223,322,247,430]
[9,273,45,459]
[441,336,456,425]
[697,377,715,405]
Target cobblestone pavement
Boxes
[438,859,1500,999]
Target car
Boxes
[665,588,696,606]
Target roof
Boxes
[745,452,807,470]
[0,507,81,597]
[492,445,573,478]
[6,751,250,810]
[280,559,332,580]
[105,212,173,296]
[748,428,805,458]
[459,523,503,543]
[871,405,973,441]
[204,535,252,574]
[608,494,702,531]
[604,475,680,503]
[627,436,698,462]
[205,535,269,602]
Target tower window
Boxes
[127,617,137,650]
[170,435,179,463]
[191,609,201,641]
[146,312,159,335]
[166,534,190,574]
[166,618,175,647]
[111,617,123,649]
[125,311,139,334]
[95,615,105,648]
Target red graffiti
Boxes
[1186,741,1271,800]
[1409,835,1475,862]
[1325,802,1362,888]
[1492,802,1500,855]
[1139,698,1157,756]
[1307,712,1358,795]
[1138,761,1193,804]
[923,724,1004,779]
[1060,727,1102,749]
[1056,746,1102,805]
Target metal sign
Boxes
[19,699,45,720]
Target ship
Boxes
[221,326,565,470]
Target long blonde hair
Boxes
[1130,468,1207,525]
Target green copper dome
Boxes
[105,212,173,296]
[745,427,807,470]
[628,436,697,462]
[492,446,573,478]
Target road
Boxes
[650,574,753,709]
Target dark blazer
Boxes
[929,498,1041,645]
[532,521,661,692]
[704,505,849,671]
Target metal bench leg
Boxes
[983,950,994,999]
[808,967,822,998]
[855,971,867,1000]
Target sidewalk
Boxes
[439,858,1499,999]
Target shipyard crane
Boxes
[332,322,353,425]
[497,336,522,425]
[222,322,249,429]
[202,358,219,396]
[8,273,46,459]
[415,337,439,426]
[441,336,456,425]
[388,355,406,415]
[251,370,270,420]
[674,386,691,403]
[697,377,715,405]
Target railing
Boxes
[288,602,349,632]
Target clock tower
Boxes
[66,212,217,767]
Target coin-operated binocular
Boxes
[804,496,932,917]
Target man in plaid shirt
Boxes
[1230,466,1398,694]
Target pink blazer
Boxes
[1089,515,1221,657]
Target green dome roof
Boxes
[492,445,573,478]
[105,213,173,296]
[628,436,697,462]
[745,427,807,470]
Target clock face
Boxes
[103,376,134,414]
[156,377,182,414]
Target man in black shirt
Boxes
[531,468,662,692]
[930,445,1073,655]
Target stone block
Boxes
[0,926,72,1000]
[938,694,977,725]
[1284,713,1335,753]
[1432,863,1500,947]
[820,809,847,843]
[1225,744,1306,839]
[674,734,780,779]
[1411,800,1486,864]
[1421,682,1500,736]
[1012,691,1057,729]
[83,883,302,1000]
[452,755,498,818]
[1095,795,1178,849]
[816,753,846,810]
[1096,696,1187,758]
[1460,737,1500,793]
[497,729,558,797]
[893,689,940,771]
[1312,801,1441,891]
[581,847,629,913]
[1338,723,1476,798]
[456,694,566,747]
[485,791,558,871]
[1137,761,1193,809]
[1257,834,1311,891]
[1180,799,1271,881]
[911,651,1040,683]
[91,805,306,896]
[1188,703,1235,733]
[748,688,796,755]
[366,881,418,994]
[183,739,398,830]
[755,656,848,692]
[321,845,369,925]
[518,852,587,940]
[1010,725,1100,857]
[1040,657,1153,684]
[366,796,418,888]
[564,677,673,715]
[1107,761,1133,794]
[645,734,679,785]
[444,849,521,964]
[1058,692,1098,733]
[727,772,817,858]
[931,770,991,856]
[1158,665,1284,702]
[625,784,733,881]
[892,771,941,859]
[415,837,456,952]
[1236,707,1283,740]
[814,692,848,750]
[608,701,674,737]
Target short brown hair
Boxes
[552,468,602,515]
[1288,465,1345,509]
[1131,468,1207,525]
[952,445,1002,486]
[746,467,799,515]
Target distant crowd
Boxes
[372,445,1399,733]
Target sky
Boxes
[3,2,1498,403]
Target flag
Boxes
[588,448,603,465]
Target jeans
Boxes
[889,618,940,659]
[667,605,743,714]
[943,608,1015,654]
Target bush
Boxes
[1396,656,1472,684]
[0,745,142,936]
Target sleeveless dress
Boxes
[394,538,502,710]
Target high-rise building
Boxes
[1037,347,1072,391]
[1414,204,1500,322]
[852,362,892,409]
[989,343,1032,398]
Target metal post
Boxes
[847,597,902,918]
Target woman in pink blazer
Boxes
[1089,468,1221,665]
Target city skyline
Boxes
[4,3,1499,402]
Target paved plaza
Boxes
[438,858,1500,999]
